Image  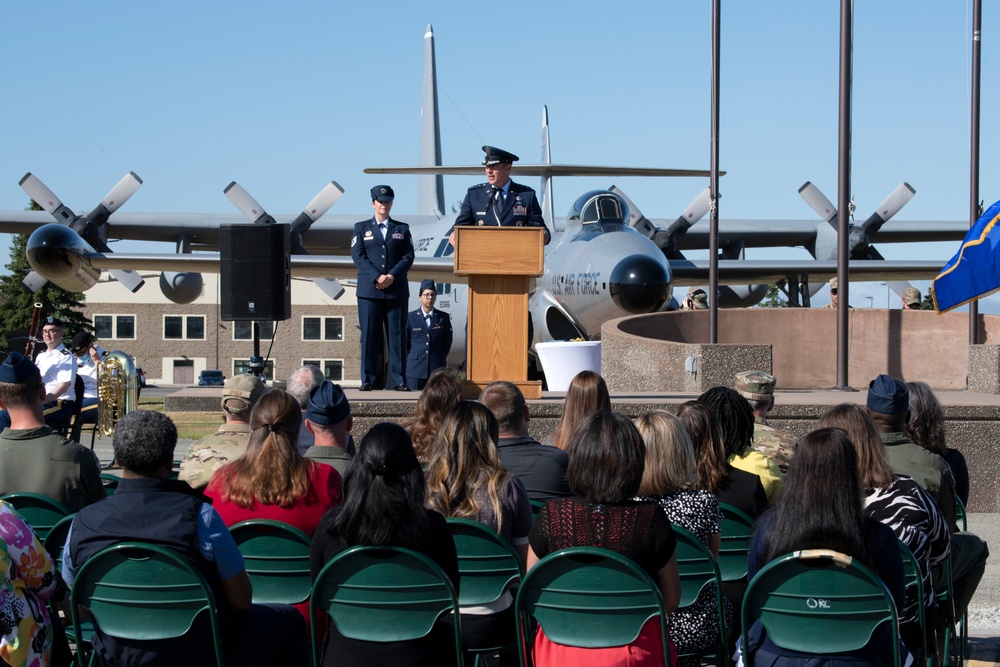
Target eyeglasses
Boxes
[41,329,62,335]
[829,289,838,295]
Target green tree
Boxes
[920,290,935,310]
[0,203,89,348]
[757,283,788,308]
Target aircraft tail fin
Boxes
[540,106,557,232]
[418,24,445,218]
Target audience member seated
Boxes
[866,375,988,634]
[676,401,767,519]
[479,381,571,501]
[740,428,908,667]
[906,381,969,507]
[178,373,268,491]
[302,380,354,478]
[205,389,342,538]
[634,410,732,663]
[0,499,68,666]
[528,410,681,667]
[285,364,329,456]
[63,410,308,666]
[698,386,783,502]
[0,352,102,511]
[425,401,532,665]
[310,423,459,667]
[539,370,610,449]
[819,403,950,657]
[401,367,463,465]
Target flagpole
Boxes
[969,0,982,345]
[835,0,853,390]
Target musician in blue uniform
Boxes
[448,146,551,246]
[351,185,415,392]
[404,279,453,391]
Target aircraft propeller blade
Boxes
[224,182,275,225]
[859,182,916,236]
[19,173,76,224]
[21,270,49,294]
[662,187,711,240]
[608,186,655,235]
[798,181,837,223]
[86,171,143,229]
[312,277,345,301]
[289,181,345,235]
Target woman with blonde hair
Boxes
[205,389,342,538]
[403,367,463,464]
[425,401,532,665]
[542,370,611,449]
[818,403,949,657]
[634,410,731,664]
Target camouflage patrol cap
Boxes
[222,374,268,417]
[902,287,921,306]
[687,287,709,309]
[736,371,776,400]
[829,277,838,291]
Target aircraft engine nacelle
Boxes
[25,223,101,293]
[717,284,770,308]
[159,272,204,305]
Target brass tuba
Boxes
[97,352,139,436]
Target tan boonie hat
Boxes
[221,374,268,416]
[736,371,776,400]
[902,287,921,306]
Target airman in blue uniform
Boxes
[405,279,453,391]
[449,146,551,246]
[351,185,415,391]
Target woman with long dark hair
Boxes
[310,423,459,667]
[741,428,907,666]
[425,401,532,665]
[541,370,611,449]
[906,381,969,506]
[529,410,681,666]
[402,367,463,465]
[818,403,949,656]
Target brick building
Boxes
[79,271,363,386]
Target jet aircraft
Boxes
[0,24,960,366]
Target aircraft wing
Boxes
[668,259,944,286]
[91,253,464,284]
[365,164,720,177]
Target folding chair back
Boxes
[229,519,312,605]
[1,492,72,540]
[718,502,754,582]
[672,524,730,664]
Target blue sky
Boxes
[1,1,996,309]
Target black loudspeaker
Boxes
[220,223,291,321]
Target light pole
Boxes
[866,296,873,309]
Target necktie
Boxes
[492,189,502,225]
[425,314,431,329]
[378,223,386,239]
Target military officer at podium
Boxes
[351,185,415,392]
[405,279,453,391]
[448,146,551,247]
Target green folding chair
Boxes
[41,514,94,660]
[530,499,545,517]
[1,492,72,541]
[741,549,901,667]
[672,524,730,665]
[718,502,754,582]
[898,540,930,666]
[228,519,312,605]
[447,518,524,663]
[310,545,463,667]
[514,546,671,667]
[99,473,121,497]
[69,542,225,667]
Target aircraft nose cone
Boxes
[609,254,669,314]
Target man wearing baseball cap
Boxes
[178,374,268,491]
[735,370,797,472]
[302,380,353,479]
[350,185,415,392]
[902,287,922,310]
[449,146,551,246]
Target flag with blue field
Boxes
[932,199,1000,313]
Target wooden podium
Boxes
[454,227,544,399]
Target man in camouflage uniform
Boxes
[735,370,797,473]
[178,374,268,491]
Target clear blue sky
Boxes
[0,1,996,309]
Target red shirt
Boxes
[205,462,342,537]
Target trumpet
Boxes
[97,351,139,437]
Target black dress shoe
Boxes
[359,383,373,391]
[395,384,412,392]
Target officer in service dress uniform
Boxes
[448,146,551,246]
[404,279,453,391]
[351,185,415,391]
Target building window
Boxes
[94,314,136,340]
[233,321,275,340]
[164,315,206,340]
[232,359,275,380]
[303,359,344,382]
[302,316,343,341]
